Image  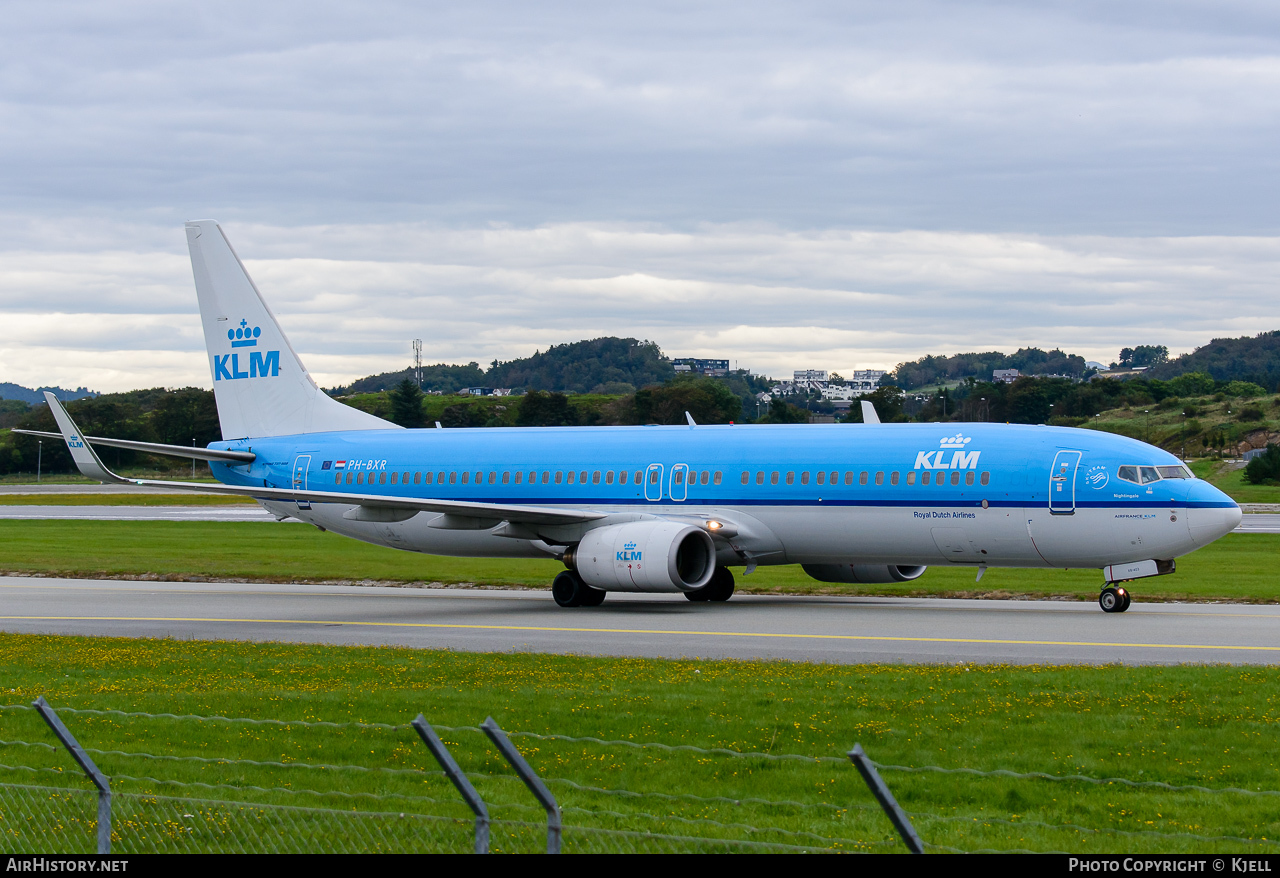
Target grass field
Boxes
[0,519,1276,603]
[0,633,1276,853]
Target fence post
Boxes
[34,696,111,855]
[412,714,489,854]
[847,743,923,854]
[480,717,561,854]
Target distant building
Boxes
[462,387,512,397]
[794,369,828,382]
[993,369,1020,384]
[672,358,730,377]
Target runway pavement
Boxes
[0,576,1276,665]
[0,505,285,522]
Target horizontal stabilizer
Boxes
[12,429,255,463]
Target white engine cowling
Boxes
[572,521,717,593]
[802,564,928,584]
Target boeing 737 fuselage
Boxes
[28,221,1242,613]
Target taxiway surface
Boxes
[1,577,1276,665]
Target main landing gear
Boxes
[552,570,606,608]
[1099,584,1132,613]
[685,567,735,602]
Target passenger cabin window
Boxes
[461,472,470,484]
[840,472,850,485]
[567,471,576,484]
[634,471,643,484]
[605,471,614,485]
[390,472,399,485]
[771,472,779,485]
[965,471,975,486]
[579,471,587,483]
[701,471,710,485]
[542,472,550,484]
[801,472,810,485]
[502,472,510,484]
[906,471,916,485]
[475,471,483,484]
[650,470,660,485]
[415,472,423,485]
[334,474,341,484]
[980,472,990,486]
[357,473,365,485]
[890,472,899,486]
[674,471,684,485]
[756,472,765,485]
[515,471,523,484]
[859,472,868,486]
[488,472,496,484]
[555,471,563,485]
[874,472,884,486]
[816,471,825,485]
[713,471,722,485]
[439,472,447,484]
[950,472,960,485]
[741,472,749,485]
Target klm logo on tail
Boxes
[213,319,280,381]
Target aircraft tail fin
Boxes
[185,220,397,439]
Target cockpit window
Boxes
[1119,464,1178,485]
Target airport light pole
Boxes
[37,440,41,483]
[192,438,196,479]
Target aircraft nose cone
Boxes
[1186,499,1242,546]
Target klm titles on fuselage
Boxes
[914,434,981,470]
[213,319,280,381]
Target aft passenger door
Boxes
[645,463,664,501]
[292,454,312,510]
[1049,450,1082,515]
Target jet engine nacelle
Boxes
[570,521,717,593]
[801,563,928,584]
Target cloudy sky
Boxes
[2,1,1279,392]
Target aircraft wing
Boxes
[11,429,256,463]
[40,392,605,527]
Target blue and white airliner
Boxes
[25,221,1243,612]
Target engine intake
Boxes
[570,521,716,592]
[802,564,928,584]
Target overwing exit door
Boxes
[293,454,312,510]
[645,463,664,501]
[669,463,689,501]
[1049,450,1081,514]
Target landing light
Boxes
[706,520,723,531]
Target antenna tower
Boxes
[412,339,423,387]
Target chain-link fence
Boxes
[2,698,1277,854]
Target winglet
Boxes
[42,392,130,484]
[861,400,881,424]
[685,411,697,427]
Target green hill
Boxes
[1147,331,1280,390]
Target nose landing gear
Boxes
[1099,585,1132,613]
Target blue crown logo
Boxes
[228,319,261,348]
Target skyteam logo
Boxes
[1085,465,1109,489]
[617,541,642,562]
[914,433,980,470]
[213,317,280,381]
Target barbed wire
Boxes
[79,745,448,781]
[874,761,1280,798]
[42,705,410,732]
[0,738,56,751]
